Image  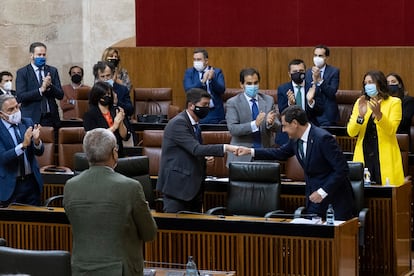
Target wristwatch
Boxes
[357,116,364,124]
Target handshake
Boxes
[224,145,252,156]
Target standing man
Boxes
[0,94,44,207]
[305,44,340,126]
[64,128,157,275]
[226,68,280,164]
[156,88,238,213]
[60,65,90,120]
[183,48,226,124]
[0,71,16,95]
[16,42,64,127]
[93,61,134,117]
[237,105,354,220]
[276,59,322,146]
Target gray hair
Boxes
[83,128,117,165]
[0,94,16,110]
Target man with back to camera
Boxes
[226,67,280,164]
[183,48,226,124]
[0,94,44,207]
[156,88,239,213]
[305,44,340,126]
[237,105,354,220]
[64,128,157,275]
[0,71,16,96]
[16,42,64,128]
[276,59,323,146]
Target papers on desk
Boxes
[290,218,345,225]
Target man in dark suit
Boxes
[0,94,44,207]
[237,105,354,220]
[0,71,16,96]
[93,61,134,117]
[156,88,238,213]
[183,48,226,124]
[64,128,157,275]
[276,59,322,146]
[305,44,340,126]
[16,42,64,128]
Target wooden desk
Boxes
[146,213,358,276]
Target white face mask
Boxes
[313,56,325,68]
[4,110,21,125]
[3,81,12,92]
[193,61,205,72]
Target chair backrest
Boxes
[74,86,91,119]
[336,90,362,127]
[202,131,232,178]
[396,133,409,176]
[134,88,172,117]
[284,155,305,181]
[0,246,71,276]
[347,161,364,216]
[227,161,281,216]
[36,126,56,167]
[58,127,85,169]
[142,130,164,177]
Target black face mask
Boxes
[99,95,113,107]
[194,106,209,119]
[71,74,82,84]
[291,72,305,85]
[107,58,120,68]
[388,84,400,94]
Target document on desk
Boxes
[290,218,345,225]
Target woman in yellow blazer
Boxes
[347,70,404,186]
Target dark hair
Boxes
[89,81,113,105]
[68,66,84,76]
[314,44,330,57]
[92,61,115,78]
[193,48,208,59]
[288,59,306,71]
[0,71,13,81]
[362,70,389,99]
[186,88,211,106]
[29,42,47,53]
[281,105,308,125]
[386,72,405,100]
[239,68,260,83]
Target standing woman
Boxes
[83,81,131,157]
[101,47,132,91]
[347,70,404,186]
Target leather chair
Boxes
[36,126,56,167]
[73,153,155,208]
[202,131,232,178]
[0,246,71,276]
[134,88,180,121]
[0,238,6,246]
[142,130,163,178]
[397,133,409,176]
[58,127,86,170]
[335,90,362,127]
[206,161,282,217]
[74,86,91,120]
[284,155,305,181]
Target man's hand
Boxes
[287,89,296,105]
[309,191,323,203]
[23,127,34,148]
[311,66,322,83]
[266,110,276,125]
[32,124,41,145]
[255,111,266,127]
[205,156,215,165]
[224,144,239,154]
[236,146,252,156]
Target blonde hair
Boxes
[101,47,120,61]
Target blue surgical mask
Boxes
[105,79,114,87]
[245,85,259,98]
[364,83,378,97]
[34,57,46,68]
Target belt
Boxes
[16,174,34,181]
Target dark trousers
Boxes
[163,193,203,213]
[0,174,40,207]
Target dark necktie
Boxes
[37,68,43,86]
[295,86,302,109]
[12,125,25,176]
[38,68,50,113]
[194,124,202,144]
[251,98,261,148]
[298,139,305,160]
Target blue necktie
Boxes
[298,139,305,160]
[251,99,261,148]
[12,125,25,176]
[194,124,202,144]
[295,86,302,109]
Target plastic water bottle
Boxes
[363,168,371,186]
[186,256,198,276]
[326,204,335,225]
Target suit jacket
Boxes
[83,105,131,157]
[305,64,340,126]
[0,117,44,201]
[113,82,134,117]
[226,92,280,164]
[16,64,64,125]
[64,166,157,276]
[255,125,354,220]
[156,111,225,201]
[183,67,226,123]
